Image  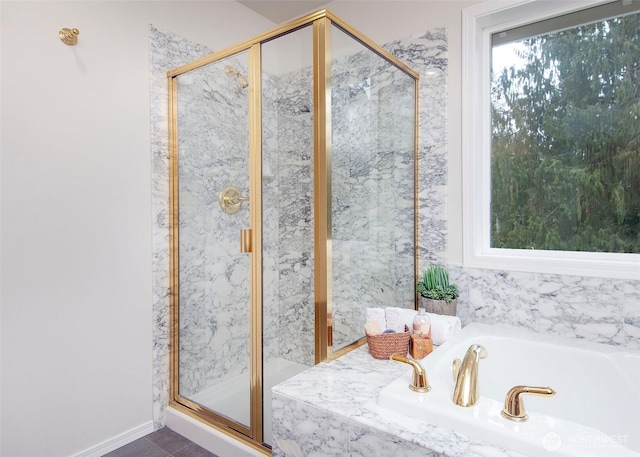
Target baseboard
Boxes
[69,421,155,457]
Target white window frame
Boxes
[462,0,640,280]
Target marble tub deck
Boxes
[272,345,527,457]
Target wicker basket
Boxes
[366,326,410,359]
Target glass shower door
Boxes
[174,51,251,430]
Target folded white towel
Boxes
[365,308,387,332]
[427,312,462,345]
[385,307,417,333]
[384,306,462,345]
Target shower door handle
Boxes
[240,229,252,253]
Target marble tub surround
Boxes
[449,266,640,350]
[271,345,525,457]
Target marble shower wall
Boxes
[150,25,213,427]
[271,41,418,357]
[330,44,416,350]
[261,71,282,365]
[271,66,316,367]
[383,30,449,271]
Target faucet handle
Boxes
[501,385,556,422]
[390,354,431,393]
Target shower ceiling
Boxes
[237,0,332,23]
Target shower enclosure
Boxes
[168,9,418,453]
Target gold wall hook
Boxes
[59,28,79,46]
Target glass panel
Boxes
[261,25,315,447]
[330,25,416,351]
[176,51,251,427]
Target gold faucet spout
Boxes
[390,354,431,393]
[452,344,488,407]
[501,385,556,421]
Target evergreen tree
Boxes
[491,10,640,253]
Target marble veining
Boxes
[384,30,449,270]
[273,65,315,367]
[150,25,214,427]
[330,40,416,349]
[450,266,640,348]
[264,36,419,358]
[176,52,252,397]
[261,71,281,364]
[349,422,446,457]
[272,394,350,457]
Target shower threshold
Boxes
[189,357,309,447]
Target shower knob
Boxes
[219,185,249,214]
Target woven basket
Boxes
[366,326,410,359]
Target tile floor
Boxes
[104,427,220,457]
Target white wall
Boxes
[0,2,273,456]
[324,0,481,264]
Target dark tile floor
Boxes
[104,427,220,457]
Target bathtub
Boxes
[378,323,640,457]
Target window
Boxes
[463,0,640,279]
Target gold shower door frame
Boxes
[168,9,419,452]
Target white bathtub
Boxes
[378,323,640,457]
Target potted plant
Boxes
[416,264,459,316]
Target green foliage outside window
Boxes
[491,10,640,253]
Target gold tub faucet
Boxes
[501,385,556,421]
[452,344,488,407]
[390,354,431,393]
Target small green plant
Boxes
[416,264,459,302]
